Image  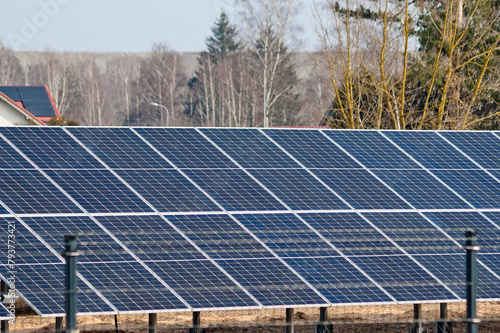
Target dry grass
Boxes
[7,301,500,332]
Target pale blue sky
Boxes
[0,0,316,52]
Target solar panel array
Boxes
[0,127,500,317]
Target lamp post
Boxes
[150,102,169,126]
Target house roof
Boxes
[0,86,61,123]
[0,91,45,126]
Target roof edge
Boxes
[0,91,46,126]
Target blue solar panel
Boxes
[0,87,21,100]
[234,213,338,258]
[167,214,274,260]
[324,130,421,169]
[78,261,188,312]
[0,217,60,265]
[0,264,114,316]
[0,138,33,169]
[217,258,327,306]
[18,86,49,99]
[299,212,401,256]
[248,169,349,210]
[361,212,461,254]
[425,212,500,253]
[264,129,360,169]
[22,100,55,117]
[312,169,411,209]
[285,256,393,304]
[21,216,135,263]
[350,255,459,302]
[147,260,259,309]
[383,131,478,169]
[116,169,220,212]
[373,169,470,209]
[135,128,237,168]
[183,169,286,211]
[0,169,81,214]
[0,303,11,320]
[201,128,300,168]
[0,127,102,169]
[440,131,500,169]
[96,215,205,261]
[431,169,500,209]
[68,127,171,169]
[413,254,500,299]
[44,169,153,213]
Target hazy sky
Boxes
[0,0,316,52]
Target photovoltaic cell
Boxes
[413,254,500,299]
[324,130,421,169]
[350,255,459,302]
[361,212,460,254]
[0,217,60,265]
[44,169,152,213]
[21,216,135,263]
[96,215,204,262]
[68,127,171,169]
[183,169,286,211]
[440,131,500,169]
[383,131,478,169]
[201,128,300,168]
[312,169,411,209]
[167,214,273,260]
[147,260,259,309]
[285,256,393,304]
[217,258,327,306]
[299,212,401,256]
[0,264,114,316]
[135,128,237,168]
[372,169,470,209]
[79,261,188,312]
[0,139,33,169]
[233,213,338,258]
[264,129,360,169]
[424,212,500,253]
[0,303,11,320]
[0,169,81,214]
[116,169,220,212]
[431,169,500,209]
[248,169,349,210]
[0,127,102,169]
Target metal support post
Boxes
[409,304,427,333]
[315,307,331,333]
[436,303,453,333]
[55,317,63,333]
[286,308,294,333]
[1,280,8,333]
[63,235,79,333]
[465,230,479,333]
[148,313,157,333]
[188,311,204,333]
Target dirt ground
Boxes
[6,301,500,332]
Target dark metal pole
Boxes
[465,230,479,333]
[286,308,294,333]
[436,303,452,333]
[55,317,63,333]
[63,235,79,333]
[148,313,157,333]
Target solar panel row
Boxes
[0,127,499,316]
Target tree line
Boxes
[0,0,499,129]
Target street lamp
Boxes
[150,102,169,126]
